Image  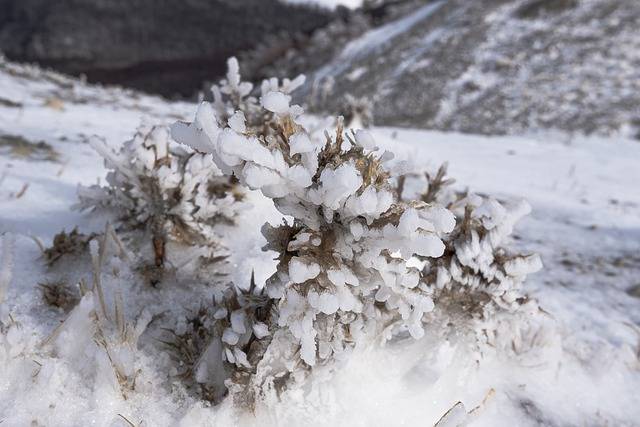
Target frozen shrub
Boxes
[172,59,457,404]
[76,123,243,281]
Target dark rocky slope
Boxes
[0,0,332,97]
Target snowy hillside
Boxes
[1,58,640,426]
[301,0,640,137]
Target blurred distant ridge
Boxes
[0,0,332,97]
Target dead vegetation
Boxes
[39,223,144,402]
[0,97,22,108]
[556,249,640,288]
[159,305,223,403]
[0,134,60,162]
[43,97,65,111]
[38,280,79,312]
[43,228,97,267]
[627,284,640,299]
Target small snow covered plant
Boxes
[400,164,545,358]
[424,196,542,311]
[77,123,243,281]
[172,58,457,403]
[408,165,543,312]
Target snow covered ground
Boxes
[1,61,639,426]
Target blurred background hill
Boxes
[1,0,638,137]
[0,0,332,96]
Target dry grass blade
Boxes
[434,389,495,426]
[0,233,14,305]
[89,226,116,323]
[105,222,131,263]
[114,285,126,340]
[117,414,137,427]
[78,278,89,297]
[29,235,46,254]
[13,183,29,199]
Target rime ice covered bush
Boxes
[76,123,243,278]
[172,58,459,402]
